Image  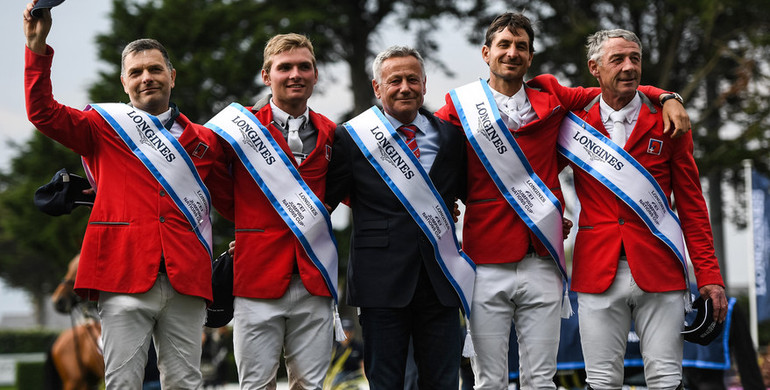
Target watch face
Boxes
[662,93,683,105]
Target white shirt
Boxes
[599,92,642,146]
[270,101,310,134]
[489,84,538,129]
[155,107,183,138]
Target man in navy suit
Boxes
[325,46,469,389]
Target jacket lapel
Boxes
[176,114,200,152]
[623,96,657,150]
[585,104,609,138]
[304,111,330,164]
[525,86,559,127]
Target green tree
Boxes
[89,0,272,123]
[3,0,490,323]
[0,133,90,326]
[274,0,487,116]
[476,0,770,280]
[88,0,487,121]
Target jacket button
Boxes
[618,218,624,225]
[160,190,166,197]
[160,216,165,223]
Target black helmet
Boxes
[34,168,95,216]
[682,296,723,345]
[205,251,234,328]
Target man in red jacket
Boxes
[207,33,338,389]
[563,29,726,389]
[435,12,690,389]
[23,1,230,388]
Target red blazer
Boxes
[569,95,724,294]
[435,75,668,265]
[25,46,230,301]
[211,101,336,299]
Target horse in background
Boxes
[44,253,104,390]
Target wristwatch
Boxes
[660,92,684,105]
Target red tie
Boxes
[398,124,420,158]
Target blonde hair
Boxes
[262,33,317,73]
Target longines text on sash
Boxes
[369,125,415,179]
[127,110,176,162]
[231,115,276,165]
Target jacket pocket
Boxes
[354,236,388,248]
[355,219,388,247]
[467,198,497,205]
[359,220,388,230]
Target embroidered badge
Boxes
[192,142,209,159]
[326,144,332,161]
[647,139,663,155]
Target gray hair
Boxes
[586,29,642,65]
[371,45,426,84]
[120,38,174,76]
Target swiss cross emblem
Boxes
[192,142,209,159]
[647,139,663,155]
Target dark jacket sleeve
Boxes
[324,125,353,210]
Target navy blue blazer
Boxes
[326,107,467,308]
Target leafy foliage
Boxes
[0,329,60,353]
[0,133,89,301]
[88,0,487,121]
[473,0,770,175]
[89,0,273,123]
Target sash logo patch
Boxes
[647,139,663,155]
[192,142,209,159]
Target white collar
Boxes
[270,100,310,128]
[489,84,528,110]
[600,92,642,124]
[155,107,173,124]
[383,110,429,134]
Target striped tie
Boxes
[398,124,420,158]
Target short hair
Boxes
[484,12,535,53]
[262,33,317,73]
[120,39,174,76]
[586,29,642,65]
[371,45,426,84]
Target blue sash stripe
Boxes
[90,104,213,258]
[343,107,475,317]
[449,85,568,281]
[206,103,339,302]
[558,112,688,269]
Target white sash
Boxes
[557,111,690,286]
[89,103,213,258]
[205,103,339,302]
[449,80,568,281]
[343,106,476,317]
